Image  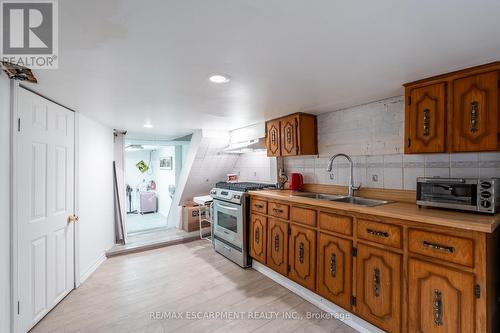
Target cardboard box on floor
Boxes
[182,201,210,232]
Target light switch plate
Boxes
[372,174,378,182]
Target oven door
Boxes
[213,199,243,249]
[416,178,478,211]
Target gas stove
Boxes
[210,182,275,204]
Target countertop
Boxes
[248,190,500,233]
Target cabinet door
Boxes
[267,219,288,275]
[288,224,316,290]
[408,259,475,333]
[317,233,352,310]
[356,244,402,333]
[452,71,499,152]
[280,115,299,156]
[249,214,267,264]
[406,83,446,153]
[266,119,281,156]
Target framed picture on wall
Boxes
[160,156,173,170]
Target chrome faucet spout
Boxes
[326,153,359,197]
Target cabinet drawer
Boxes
[268,202,290,220]
[408,229,474,267]
[251,198,267,214]
[291,206,316,227]
[357,219,402,249]
[319,211,353,236]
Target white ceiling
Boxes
[27,0,500,138]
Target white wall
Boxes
[284,96,500,190]
[153,147,176,217]
[77,114,115,282]
[230,150,275,183]
[0,73,11,333]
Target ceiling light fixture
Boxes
[144,124,153,128]
[209,74,230,83]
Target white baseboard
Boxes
[252,261,384,333]
[79,253,106,285]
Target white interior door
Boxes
[16,87,75,332]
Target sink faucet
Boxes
[327,153,360,197]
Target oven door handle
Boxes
[420,178,466,184]
[215,203,239,211]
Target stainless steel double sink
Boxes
[291,192,390,207]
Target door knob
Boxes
[67,215,79,223]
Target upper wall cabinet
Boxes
[404,62,500,153]
[265,113,318,157]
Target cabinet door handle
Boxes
[298,242,304,264]
[470,101,479,133]
[255,228,260,244]
[271,130,277,145]
[434,289,444,326]
[274,234,280,252]
[286,126,292,144]
[367,228,389,238]
[423,108,430,136]
[373,268,381,297]
[330,254,337,277]
[254,204,264,209]
[423,241,455,253]
[273,208,284,214]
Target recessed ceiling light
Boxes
[144,124,153,128]
[209,74,230,83]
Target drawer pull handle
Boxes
[254,204,264,209]
[423,241,455,253]
[373,268,381,297]
[330,254,337,277]
[367,228,389,238]
[434,289,444,326]
[298,242,304,263]
[273,208,284,214]
[255,228,260,244]
[470,101,479,133]
[274,234,280,252]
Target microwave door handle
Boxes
[421,178,466,184]
[216,203,238,211]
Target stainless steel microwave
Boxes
[416,177,500,214]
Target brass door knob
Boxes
[67,215,79,223]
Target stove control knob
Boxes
[233,194,241,199]
[481,200,491,208]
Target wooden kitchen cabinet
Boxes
[408,258,475,333]
[249,214,267,264]
[317,232,352,310]
[265,113,317,157]
[404,62,500,153]
[267,219,288,275]
[355,243,402,333]
[452,71,499,152]
[265,119,281,156]
[288,224,316,290]
[405,83,447,153]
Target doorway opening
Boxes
[124,139,182,235]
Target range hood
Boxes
[223,137,266,154]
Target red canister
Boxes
[289,173,304,191]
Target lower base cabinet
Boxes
[249,214,267,264]
[355,244,402,333]
[288,224,316,290]
[267,219,288,275]
[317,232,352,311]
[408,258,475,333]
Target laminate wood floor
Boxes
[30,240,358,333]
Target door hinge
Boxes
[351,247,357,257]
[407,138,411,147]
[408,96,412,105]
[498,79,500,88]
[17,301,20,315]
[475,284,481,299]
[287,264,291,273]
[497,132,500,142]
[351,296,357,306]
[288,226,291,235]
[17,118,21,132]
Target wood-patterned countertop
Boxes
[248,190,500,233]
